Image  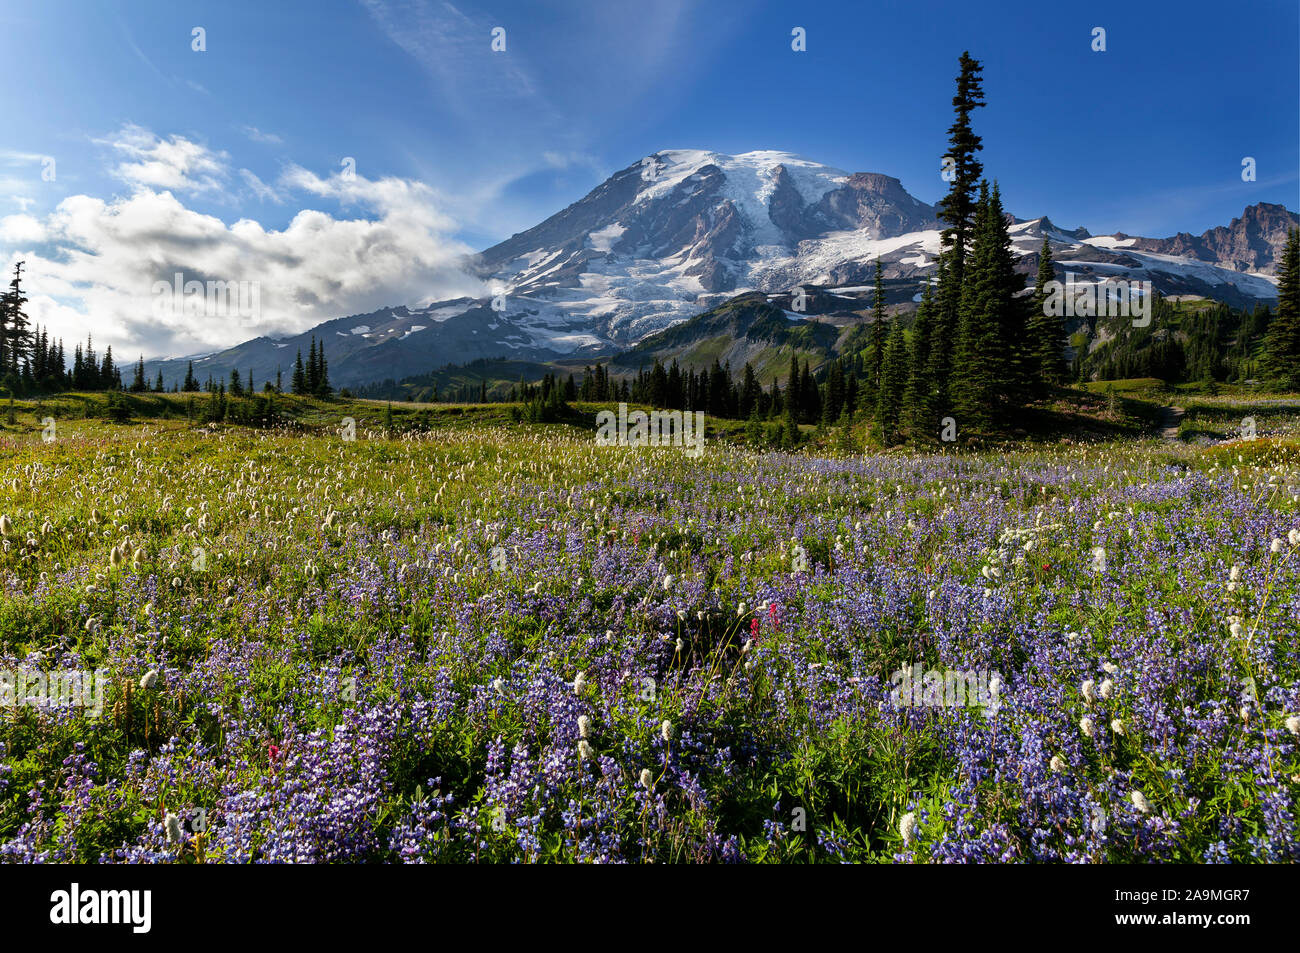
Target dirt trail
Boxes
[1158,405,1185,440]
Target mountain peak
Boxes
[145,155,1296,391]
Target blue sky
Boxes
[0,0,1296,357]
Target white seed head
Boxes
[899,811,917,846]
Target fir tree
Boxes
[988,183,1029,402]
[875,315,908,445]
[100,346,116,390]
[785,353,802,421]
[0,261,31,375]
[931,53,987,413]
[951,182,1002,429]
[292,349,306,395]
[868,259,887,402]
[315,341,331,398]
[306,338,319,394]
[904,276,937,434]
[1028,236,1067,389]
[1264,228,1300,390]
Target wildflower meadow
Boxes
[1,403,1297,864]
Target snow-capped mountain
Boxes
[145,151,1296,388]
[472,150,943,345]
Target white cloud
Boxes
[241,126,283,145]
[361,0,549,119]
[98,123,229,194]
[0,214,44,244]
[1,129,486,359]
[240,169,284,203]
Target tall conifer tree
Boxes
[1264,228,1300,390]
[931,53,986,412]
[1028,236,1067,389]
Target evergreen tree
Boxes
[799,360,820,423]
[100,346,117,390]
[785,353,802,422]
[315,341,331,398]
[904,277,936,434]
[306,338,319,394]
[868,259,887,401]
[931,53,987,413]
[292,349,306,395]
[183,360,199,392]
[154,370,165,392]
[951,182,1002,429]
[739,363,761,419]
[875,315,908,444]
[1028,236,1067,388]
[0,261,31,375]
[988,183,1029,402]
[131,356,146,392]
[1264,228,1300,390]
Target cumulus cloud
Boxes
[2,128,486,358]
[97,123,230,194]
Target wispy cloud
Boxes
[360,0,552,121]
[241,125,283,145]
[239,168,284,203]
